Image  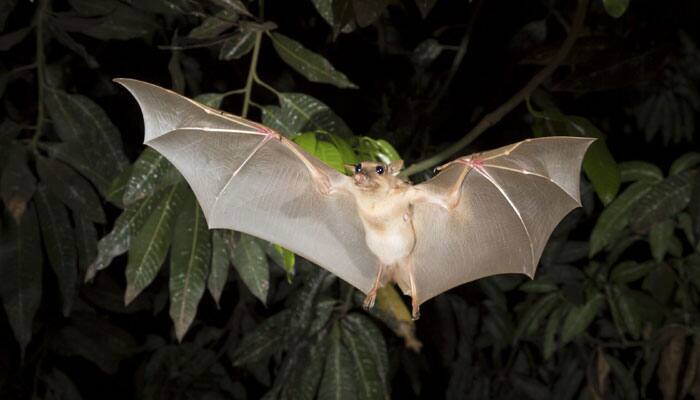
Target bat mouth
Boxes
[353,172,378,189]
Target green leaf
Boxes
[317,141,344,172]
[231,233,269,304]
[279,93,353,137]
[630,171,695,231]
[44,88,128,179]
[513,292,559,343]
[219,31,255,60]
[230,310,290,365]
[342,313,389,394]
[619,161,663,183]
[35,184,77,316]
[602,0,630,18]
[327,134,358,165]
[293,131,318,154]
[207,231,230,307]
[649,219,675,262]
[188,9,238,39]
[125,183,186,305]
[581,138,620,205]
[123,148,181,206]
[356,137,401,164]
[269,32,358,89]
[36,157,105,223]
[267,243,295,281]
[1,144,36,222]
[560,293,604,345]
[319,323,356,400]
[589,182,652,255]
[86,191,163,280]
[0,205,42,358]
[169,192,211,342]
[670,152,700,175]
[610,260,655,283]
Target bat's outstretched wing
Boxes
[410,137,594,304]
[115,79,377,293]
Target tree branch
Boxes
[400,0,589,178]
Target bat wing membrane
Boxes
[115,79,377,294]
[410,137,594,304]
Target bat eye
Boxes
[376,165,385,175]
[354,163,362,173]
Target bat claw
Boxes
[362,293,377,310]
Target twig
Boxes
[30,0,48,154]
[400,0,589,178]
[241,31,263,118]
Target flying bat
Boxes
[115,78,593,319]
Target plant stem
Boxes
[253,74,281,98]
[241,31,263,118]
[30,0,48,153]
[400,0,589,178]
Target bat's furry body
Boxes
[116,78,594,318]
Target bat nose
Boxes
[354,173,368,184]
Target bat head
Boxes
[347,160,405,191]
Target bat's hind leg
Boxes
[362,263,385,310]
[407,260,420,320]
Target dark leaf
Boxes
[123,148,181,206]
[47,21,99,68]
[53,313,138,374]
[331,0,354,37]
[169,192,211,342]
[35,184,77,316]
[603,0,630,18]
[649,219,675,262]
[269,33,358,89]
[36,157,105,223]
[610,260,655,283]
[630,171,695,231]
[0,205,42,358]
[207,230,230,307]
[352,0,386,28]
[544,305,565,359]
[1,144,36,222]
[415,0,437,18]
[189,8,238,39]
[48,141,113,195]
[73,214,97,279]
[230,310,291,366]
[124,183,186,304]
[342,313,389,396]
[56,5,158,41]
[513,292,559,342]
[318,323,356,400]
[86,190,162,280]
[669,152,700,175]
[0,0,16,31]
[590,182,652,255]
[45,87,128,180]
[604,354,639,400]
[230,233,269,304]
[210,0,252,17]
[219,31,255,60]
[560,293,604,344]
[619,161,663,183]
[0,26,31,51]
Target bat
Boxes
[115,78,594,319]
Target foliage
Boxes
[1,0,699,399]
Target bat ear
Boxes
[388,160,404,176]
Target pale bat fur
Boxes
[115,78,595,320]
